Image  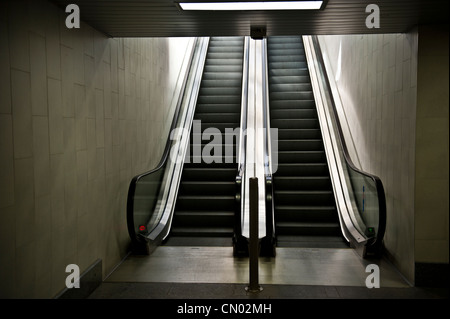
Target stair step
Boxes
[182,168,237,181]
[269,61,307,70]
[270,99,315,109]
[273,176,332,190]
[207,52,244,60]
[275,163,329,176]
[194,103,241,113]
[277,150,326,163]
[277,128,321,139]
[278,139,324,151]
[268,54,306,63]
[202,70,243,79]
[271,118,319,129]
[170,227,234,237]
[276,235,348,248]
[194,112,240,123]
[184,158,237,167]
[275,205,336,217]
[269,75,311,84]
[205,58,243,66]
[199,87,242,96]
[267,42,304,50]
[270,108,317,120]
[197,94,241,105]
[178,181,235,195]
[269,83,312,93]
[276,222,341,236]
[269,68,309,77]
[190,122,241,133]
[176,195,235,211]
[274,190,335,206]
[270,91,314,101]
[275,206,337,224]
[201,79,242,88]
[173,211,234,227]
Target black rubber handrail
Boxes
[311,35,386,257]
[260,37,276,257]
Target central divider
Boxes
[243,37,267,241]
[246,177,263,293]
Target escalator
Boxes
[128,35,385,259]
[267,36,346,248]
[164,37,245,246]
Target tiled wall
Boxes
[318,32,419,283]
[0,0,192,298]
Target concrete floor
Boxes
[103,246,409,288]
[88,246,449,300]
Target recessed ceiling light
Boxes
[178,1,324,11]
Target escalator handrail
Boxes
[310,35,386,254]
[127,37,207,247]
[235,36,250,241]
[261,38,276,254]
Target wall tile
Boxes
[95,89,105,148]
[45,3,61,80]
[0,7,11,114]
[50,154,65,229]
[30,33,47,116]
[0,115,15,207]
[2,0,194,298]
[0,205,15,297]
[61,45,75,118]
[8,1,30,72]
[32,116,50,198]
[11,69,33,159]
[14,157,35,248]
[47,78,64,154]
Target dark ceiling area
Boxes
[51,0,449,37]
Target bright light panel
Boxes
[179,1,323,11]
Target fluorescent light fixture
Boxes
[178,1,324,11]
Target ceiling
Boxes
[51,0,449,37]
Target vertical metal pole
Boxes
[246,177,262,293]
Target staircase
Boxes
[267,36,346,248]
[165,37,244,246]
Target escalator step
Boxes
[178,181,235,195]
[276,222,341,236]
[172,211,234,227]
[271,118,319,129]
[277,150,326,163]
[270,91,314,101]
[269,83,313,93]
[273,176,332,190]
[270,99,315,109]
[278,139,324,151]
[170,227,234,237]
[276,235,347,248]
[277,129,321,139]
[182,168,237,180]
